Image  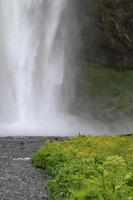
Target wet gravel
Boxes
[0,137,50,200]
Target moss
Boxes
[73,65,133,123]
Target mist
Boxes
[0,0,95,136]
[0,0,132,136]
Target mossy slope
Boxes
[74,65,133,128]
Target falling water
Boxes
[0,0,72,135]
[0,1,59,131]
[0,0,101,136]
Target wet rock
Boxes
[73,0,133,67]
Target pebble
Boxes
[0,137,50,200]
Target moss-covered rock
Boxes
[72,65,133,128]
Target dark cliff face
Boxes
[74,0,133,67]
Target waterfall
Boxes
[0,0,99,136]
[0,0,71,134]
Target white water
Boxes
[0,0,102,136]
[0,0,66,119]
[0,0,77,135]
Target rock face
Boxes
[74,0,133,67]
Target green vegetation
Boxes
[32,136,133,200]
[74,65,133,124]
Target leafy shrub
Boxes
[32,136,133,199]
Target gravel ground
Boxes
[0,137,50,200]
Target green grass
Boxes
[74,65,133,122]
[32,136,133,200]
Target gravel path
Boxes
[0,137,49,200]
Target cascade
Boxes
[0,0,97,136]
